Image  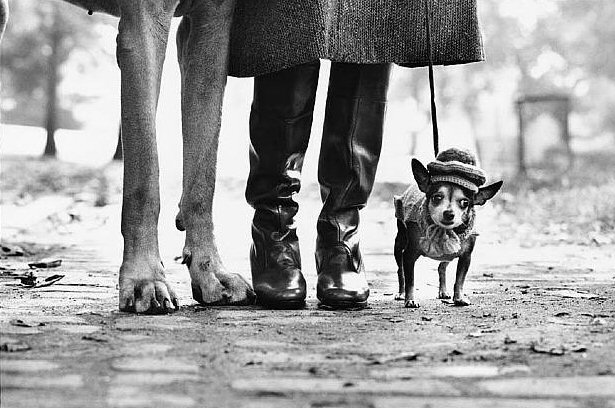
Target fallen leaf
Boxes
[389,318,404,323]
[19,273,38,286]
[28,259,62,269]
[421,316,432,322]
[82,334,110,343]
[449,349,464,356]
[554,312,570,317]
[0,342,31,352]
[504,336,517,345]
[1,245,25,257]
[9,319,45,328]
[369,352,419,365]
[23,274,65,289]
[482,273,494,278]
[530,342,565,356]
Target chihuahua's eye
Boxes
[431,195,443,205]
[459,199,469,209]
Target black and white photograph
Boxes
[0,0,614,406]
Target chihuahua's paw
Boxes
[437,291,451,300]
[404,299,420,308]
[453,297,471,307]
[394,293,405,301]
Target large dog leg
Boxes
[117,0,179,313]
[176,1,255,305]
[0,0,8,40]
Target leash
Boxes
[425,0,439,157]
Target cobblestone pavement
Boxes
[2,180,615,408]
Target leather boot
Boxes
[316,62,391,309]
[246,61,320,309]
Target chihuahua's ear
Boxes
[411,158,430,193]
[474,181,503,206]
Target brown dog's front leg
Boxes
[403,250,420,308]
[116,0,179,314]
[453,235,476,306]
[437,262,450,299]
[394,220,406,300]
[176,0,255,306]
[453,253,472,306]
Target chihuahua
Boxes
[393,148,502,308]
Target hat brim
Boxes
[430,175,480,193]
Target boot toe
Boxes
[254,271,306,309]
[316,274,369,309]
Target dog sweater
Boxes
[394,184,476,262]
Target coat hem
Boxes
[229,56,485,78]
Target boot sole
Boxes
[317,299,367,310]
[256,299,306,310]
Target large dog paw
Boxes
[119,258,179,314]
[394,293,405,301]
[184,249,256,306]
[404,299,420,308]
[453,296,471,307]
[437,290,451,300]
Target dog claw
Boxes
[404,300,420,308]
[118,262,179,315]
[394,293,404,301]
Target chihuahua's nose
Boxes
[443,210,455,221]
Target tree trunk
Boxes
[112,123,123,160]
[43,6,61,158]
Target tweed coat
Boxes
[228,0,484,78]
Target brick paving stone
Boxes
[240,397,599,408]
[0,314,87,325]
[372,397,588,408]
[234,340,299,349]
[57,324,101,334]
[35,291,114,300]
[231,377,461,396]
[0,374,83,389]
[369,365,532,379]
[1,359,59,372]
[107,387,196,408]
[478,376,615,398]
[114,315,199,331]
[0,324,43,335]
[1,390,92,408]
[117,334,152,342]
[111,357,199,373]
[242,351,368,365]
[111,372,200,385]
[121,343,173,355]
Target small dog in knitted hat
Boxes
[393,148,502,308]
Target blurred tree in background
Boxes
[0,0,113,157]
[1,0,614,164]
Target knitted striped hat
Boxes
[427,148,486,193]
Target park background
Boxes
[2,1,615,407]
